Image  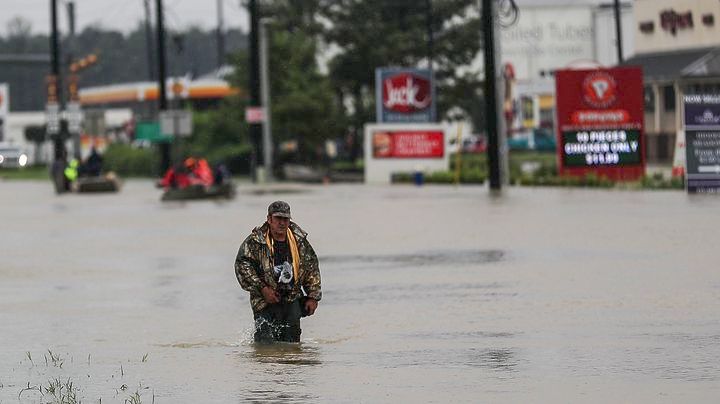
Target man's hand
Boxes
[304,298,318,316]
[261,286,280,304]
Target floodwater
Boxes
[1,180,719,402]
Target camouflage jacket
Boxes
[234,221,322,313]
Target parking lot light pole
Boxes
[260,20,273,181]
[50,0,65,161]
[156,0,171,176]
[248,0,264,183]
[614,0,624,64]
[482,0,503,191]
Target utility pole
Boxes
[156,0,170,175]
[260,20,273,181]
[248,0,264,182]
[66,0,82,160]
[425,0,434,72]
[50,0,64,161]
[216,0,226,68]
[613,0,624,64]
[49,0,68,193]
[144,0,155,81]
[481,0,506,191]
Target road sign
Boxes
[83,109,106,136]
[46,103,60,135]
[66,102,83,134]
[684,94,720,193]
[245,107,265,123]
[0,83,8,116]
[160,110,193,137]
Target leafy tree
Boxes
[24,124,47,164]
[185,96,252,174]
[319,0,484,156]
[5,16,33,52]
[230,3,345,164]
[0,21,247,111]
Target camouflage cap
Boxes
[268,200,291,218]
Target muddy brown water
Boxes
[1,180,719,402]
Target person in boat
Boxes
[213,162,230,185]
[184,157,214,187]
[234,201,322,343]
[190,158,215,187]
[84,147,104,177]
[63,157,79,191]
[159,162,191,189]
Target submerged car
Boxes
[448,134,488,154]
[508,128,557,152]
[0,144,29,168]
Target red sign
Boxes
[582,71,617,108]
[382,73,431,113]
[245,107,265,123]
[555,67,645,181]
[372,130,444,158]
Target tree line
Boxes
[2,0,487,167]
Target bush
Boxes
[640,174,685,190]
[205,144,253,176]
[391,169,485,184]
[103,143,158,177]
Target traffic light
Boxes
[70,53,98,73]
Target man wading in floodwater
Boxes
[235,201,322,342]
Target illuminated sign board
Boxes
[364,123,448,184]
[375,68,436,123]
[684,94,720,193]
[562,129,642,167]
[372,130,444,158]
[555,67,645,180]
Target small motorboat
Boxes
[160,183,236,201]
[74,173,122,193]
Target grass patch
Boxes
[0,165,49,180]
[15,350,153,403]
[399,152,684,190]
[43,377,80,404]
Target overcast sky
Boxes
[1,0,249,37]
[1,0,627,37]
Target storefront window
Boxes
[663,85,675,111]
[644,86,655,112]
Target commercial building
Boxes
[502,0,634,132]
[624,0,720,164]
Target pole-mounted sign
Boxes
[555,67,645,181]
[683,94,720,193]
[375,67,436,123]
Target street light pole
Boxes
[50,0,65,161]
[248,0,264,182]
[614,0,624,64]
[216,0,226,68]
[260,20,273,181]
[425,0,434,71]
[143,0,155,81]
[156,0,170,176]
[481,0,505,191]
[66,0,82,160]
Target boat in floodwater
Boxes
[74,174,122,193]
[160,183,235,201]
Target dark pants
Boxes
[253,299,302,343]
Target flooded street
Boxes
[1,180,719,402]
